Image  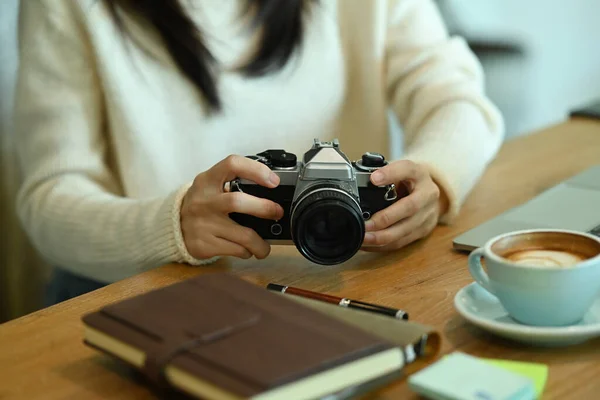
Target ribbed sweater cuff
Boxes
[156,182,220,266]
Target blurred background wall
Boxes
[1,0,600,322]
[437,0,600,137]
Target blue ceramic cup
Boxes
[468,229,600,326]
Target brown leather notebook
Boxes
[82,273,407,399]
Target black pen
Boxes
[267,283,408,320]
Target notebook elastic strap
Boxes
[142,315,260,387]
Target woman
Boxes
[14,0,504,304]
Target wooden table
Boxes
[1,118,600,400]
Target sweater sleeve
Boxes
[14,1,212,283]
[385,0,505,223]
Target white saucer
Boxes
[454,282,600,346]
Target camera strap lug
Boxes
[229,179,243,193]
[384,184,398,202]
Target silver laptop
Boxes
[453,165,600,251]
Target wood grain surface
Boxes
[1,118,600,399]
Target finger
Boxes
[363,211,425,247]
[362,211,437,252]
[215,192,284,220]
[370,160,426,186]
[361,231,421,252]
[365,189,429,231]
[209,155,280,190]
[210,237,253,259]
[217,220,271,259]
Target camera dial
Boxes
[355,152,387,172]
[257,150,297,169]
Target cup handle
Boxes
[468,248,494,294]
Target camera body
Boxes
[229,139,407,265]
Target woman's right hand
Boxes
[180,155,284,260]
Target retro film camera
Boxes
[229,139,406,265]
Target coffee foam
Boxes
[505,249,586,268]
[491,231,600,269]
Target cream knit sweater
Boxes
[14,0,504,283]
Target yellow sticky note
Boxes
[483,358,548,399]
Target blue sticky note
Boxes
[408,352,536,400]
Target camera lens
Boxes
[291,187,365,265]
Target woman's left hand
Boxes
[362,160,448,251]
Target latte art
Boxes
[505,249,586,268]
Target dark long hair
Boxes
[104,0,314,112]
